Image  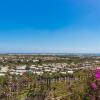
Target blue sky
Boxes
[0,0,100,53]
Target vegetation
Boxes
[0,55,99,100]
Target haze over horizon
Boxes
[0,0,100,53]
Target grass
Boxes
[51,81,68,97]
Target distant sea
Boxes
[1,53,100,57]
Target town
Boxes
[0,54,99,76]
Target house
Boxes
[15,65,27,75]
[67,71,74,74]
[0,66,9,76]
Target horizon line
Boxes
[0,52,100,54]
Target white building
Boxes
[0,66,9,76]
[15,65,27,75]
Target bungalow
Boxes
[0,66,9,76]
[15,65,27,75]
[67,71,74,74]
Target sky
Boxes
[0,0,100,53]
